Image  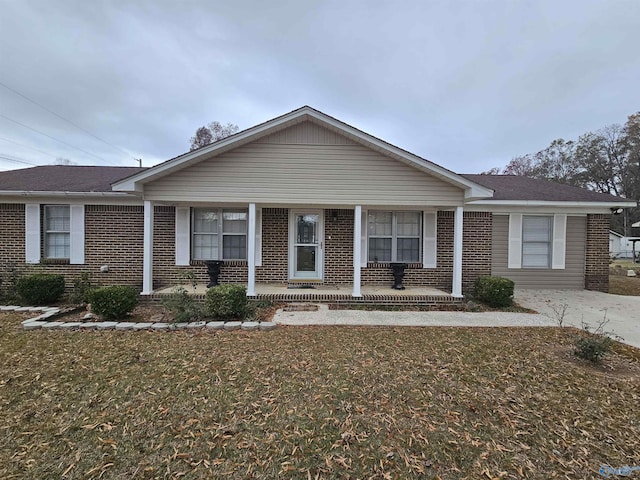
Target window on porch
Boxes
[192,208,247,261]
[367,211,421,263]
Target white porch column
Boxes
[452,206,463,298]
[142,200,154,295]
[247,203,256,297]
[352,205,362,297]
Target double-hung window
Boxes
[192,208,247,261]
[44,205,70,259]
[522,215,552,268]
[368,211,421,263]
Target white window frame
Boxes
[367,211,422,263]
[521,215,553,269]
[191,208,248,261]
[44,205,71,259]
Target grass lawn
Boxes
[609,275,640,296]
[611,259,639,270]
[1,314,639,479]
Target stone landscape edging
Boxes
[0,305,277,332]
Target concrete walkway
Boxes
[273,304,555,327]
[515,289,640,349]
[273,289,640,350]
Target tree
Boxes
[575,126,625,196]
[501,155,537,176]
[485,111,640,235]
[53,157,77,166]
[189,121,239,151]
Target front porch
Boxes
[153,283,462,306]
[141,203,469,302]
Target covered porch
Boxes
[140,202,467,300]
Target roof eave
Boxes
[0,190,140,197]
[468,199,637,207]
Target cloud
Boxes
[0,0,639,172]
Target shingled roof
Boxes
[462,174,628,203]
[0,165,147,192]
[0,165,633,204]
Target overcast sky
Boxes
[1,0,639,173]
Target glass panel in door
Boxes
[293,213,321,279]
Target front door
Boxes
[289,210,323,280]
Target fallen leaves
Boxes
[0,312,639,479]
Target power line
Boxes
[0,153,38,167]
[0,135,59,159]
[0,112,105,162]
[0,80,133,158]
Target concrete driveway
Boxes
[515,289,640,349]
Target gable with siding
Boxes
[143,121,464,206]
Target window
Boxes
[44,205,70,259]
[368,211,421,263]
[192,208,247,260]
[522,215,552,268]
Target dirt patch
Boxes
[284,304,319,312]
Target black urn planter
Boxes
[390,262,408,290]
[204,260,224,288]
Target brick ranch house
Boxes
[0,106,635,302]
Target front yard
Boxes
[1,313,639,479]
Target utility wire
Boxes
[0,112,105,162]
[0,80,133,158]
[0,135,59,159]
[0,153,38,166]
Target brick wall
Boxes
[0,203,493,296]
[462,211,492,292]
[359,211,492,294]
[323,209,354,285]
[585,213,610,292]
[362,211,455,290]
[256,208,288,283]
[0,203,145,292]
[152,206,248,289]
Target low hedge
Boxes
[89,285,138,320]
[473,276,514,308]
[16,274,65,305]
[205,284,247,319]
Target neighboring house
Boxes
[0,106,635,301]
[610,230,624,258]
[609,230,640,260]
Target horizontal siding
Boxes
[257,121,356,145]
[491,214,586,289]
[145,143,463,206]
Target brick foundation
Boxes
[585,213,610,292]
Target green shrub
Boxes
[574,317,619,363]
[89,285,138,320]
[161,287,202,322]
[70,272,96,304]
[205,284,247,319]
[473,276,514,308]
[574,335,612,363]
[16,274,65,305]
